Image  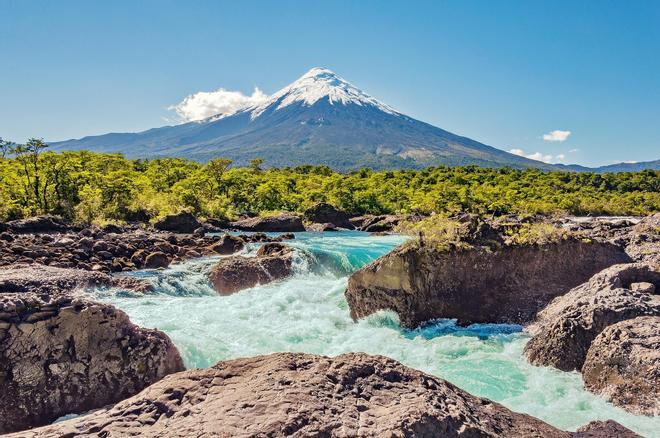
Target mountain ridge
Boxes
[51,68,658,173]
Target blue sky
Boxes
[1,0,658,166]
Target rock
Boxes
[363,214,409,232]
[581,316,660,416]
[0,264,152,295]
[573,420,641,437]
[12,352,580,438]
[5,215,69,234]
[209,235,245,255]
[205,217,230,229]
[303,202,354,229]
[101,223,124,234]
[193,227,206,236]
[143,252,171,269]
[208,244,294,295]
[153,212,202,234]
[346,240,630,328]
[230,213,305,232]
[630,281,655,294]
[0,293,184,434]
[306,222,339,232]
[524,263,660,372]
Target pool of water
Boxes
[92,231,659,436]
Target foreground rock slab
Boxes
[524,263,660,372]
[0,293,184,434]
[9,352,636,438]
[346,240,629,327]
[582,316,660,416]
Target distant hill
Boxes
[556,159,660,173]
[51,67,657,173]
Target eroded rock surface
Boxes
[346,239,629,327]
[208,243,295,295]
[231,213,305,232]
[304,202,354,229]
[8,352,609,438]
[524,263,660,372]
[581,316,660,416]
[0,292,184,434]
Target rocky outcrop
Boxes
[8,352,630,438]
[581,316,660,416]
[0,264,151,294]
[346,240,630,328]
[230,213,305,232]
[304,202,354,229]
[524,263,660,372]
[1,215,71,234]
[0,292,184,434]
[573,420,641,438]
[208,243,295,295]
[153,211,202,233]
[349,214,414,232]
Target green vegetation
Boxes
[0,139,658,224]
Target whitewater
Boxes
[92,231,659,437]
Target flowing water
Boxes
[92,231,659,436]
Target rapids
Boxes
[92,231,659,436]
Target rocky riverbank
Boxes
[5,352,638,438]
[345,213,659,416]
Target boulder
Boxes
[143,251,171,269]
[573,420,641,438]
[306,222,339,232]
[303,202,354,229]
[346,240,630,328]
[209,234,245,255]
[0,293,184,434]
[581,316,660,416]
[8,352,607,438]
[153,212,201,234]
[4,215,69,234]
[208,243,294,295]
[524,263,660,371]
[230,213,304,232]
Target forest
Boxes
[0,138,658,224]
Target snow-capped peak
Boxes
[248,67,400,119]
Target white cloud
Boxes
[569,148,579,153]
[542,130,571,142]
[509,148,565,164]
[169,87,268,122]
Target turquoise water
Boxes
[93,231,659,436]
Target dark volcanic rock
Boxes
[303,202,354,229]
[153,212,202,233]
[209,234,245,255]
[11,352,584,438]
[230,213,305,232]
[346,240,630,328]
[4,215,70,234]
[208,243,295,295]
[581,316,660,416]
[524,263,660,372]
[0,293,184,434]
[143,251,171,269]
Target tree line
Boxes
[0,138,657,224]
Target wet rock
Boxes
[153,212,202,234]
[230,213,304,232]
[143,252,171,269]
[209,235,245,255]
[306,222,339,232]
[303,202,354,229]
[12,352,580,438]
[524,263,660,372]
[346,240,630,328]
[0,293,184,434]
[581,316,660,416]
[208,244,294,295]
